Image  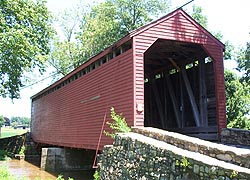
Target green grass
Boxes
[0,166,17,180]
[0,165,28,180]
[0,127,28,139]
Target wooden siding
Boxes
[31,49,134,150]
[201,44,227,132]
[132,10,226,132]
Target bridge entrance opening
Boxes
[144,39,218,141]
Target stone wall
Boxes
[0,133,26,156]
[132,127,250,168]
[221,128,250,147]
[97,132,250,180]
[41,147,95,172]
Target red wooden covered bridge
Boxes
[31,9,226,150]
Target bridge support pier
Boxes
[40,147,94,172]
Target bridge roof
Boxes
[31,8,224,100]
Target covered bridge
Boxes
[31,9,226,150]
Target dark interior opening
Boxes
[144,39,218,141]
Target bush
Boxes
[104,107,131,138]
[0,150,10,161]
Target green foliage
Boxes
[78,1,121,63]
[224,70,250,129]
[213,31,235,60]
[50,39,81,76]
[56,175,65,180]
[226,41,250,129]
[10,116,30,127]
[190,6,235,60]
[190,5,208,28]
[79,0,170,61]
[49,3,88,77]
[19,145,25,155]
[0,115,5,126]
[56,175,74,180]
[230,170,238,178]
[224,40,235,60]
[0,166,15,180]
[109,0,170,32]
[0,150,10,161]
[52,0,170,74]
[104,107,131,138]
[176,156,190,168]
[237,42,250,83]
[0,0,54,99]
[93,170,100,180]
[227,116,250,130]
[0,163,30,180]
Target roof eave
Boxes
[31,34,131,100]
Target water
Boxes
[0,159,94,180]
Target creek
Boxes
[0,159,94,180]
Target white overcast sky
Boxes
[0,0,249,118]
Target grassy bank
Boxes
[0,166,19,180]
[0,127,28,139]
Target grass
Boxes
[0,127,28,139]
[0,166,18,180]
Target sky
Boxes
[0,0,249,118]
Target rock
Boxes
[216,154,232,162]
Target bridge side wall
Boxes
[31,49,135,150]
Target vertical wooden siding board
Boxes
[214,53,227,133]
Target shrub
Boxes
[104,107,131,138]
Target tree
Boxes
[109,0,170,33]
[74,0,170,68]
[190,5,207,28]
[50,0,171,75]
[237,42,250,83]
[227,41,250,129]
[50,39,82,77]
[0,115,5,135]
[10,116,31,127]
[190,5,234,60]
[78,1,121,63]
[224,70,250,129]
[49,2,90,77]
[0,0,54,99]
